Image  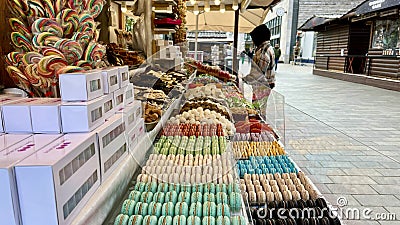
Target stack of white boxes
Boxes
[0,66,145,225]
[154,39,184,70]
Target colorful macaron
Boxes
[216,203,230,217]
[191,192,203,204]
[202,216,216,225]
[216,216,230,225]
[203,193,216,203]
[158,216,173,225]
[134,202,148,216]
[189,202,202,217]
[148,202,162,217]
[135,182,146,192]
[173,215,187,225]
[143,215,158,225]
[187,216,201,225]
[162,202,175,216]
[158,183,170,193]
[153,192,166,204]
[128,215,143,225]
[178,192,191,205]
[114,214,129,225]
[141,192,154,203]
[121,200,136,216]
[145,182,158,193]
[165,191,178,205]
[202,202,216,217]
[229,192,242,211]
[175,202,189,217]
[129,191,142,202]
[203,183,216,194]
[216,192,228,204]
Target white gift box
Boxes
[93,114,127,182]
[30,98,62,133]
[2,98,50,133]
[115,100,142,130]
[113,88,125,111]
[100,68,119,94]
[61,96,105,133]
[102,94,116,121]
[127,118,145,154]
[15,133,100,225]
[124,84,134,105]
[0,134,32,152]
[0,98,25,133]
[59,71,104,101]
[117,66,130,88]
[0,134,62,225]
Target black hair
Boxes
[250,24,271,47]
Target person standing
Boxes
[273,44,281,71]
[243,24,275,89]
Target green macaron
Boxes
[202,216,216,225]
[134,202,149,216]
[128,215,143,225]
[153,192,166,204]
[162,202,175,216]
[203,193,215,203]
[216,216,230,225]
[178,192,191,204]
[165,191,178,205]
[216,203,231,217]
[143,215,158,225]
[189,202,202,217]
[134,182,146,192]
[114,214,129,225]
[187,216,201,225]
[216,192,228,204]
[158,183,169,193]
[192,185,204,194]
[202,202,216,217]
[173,215,187,225]
[158,216,173,225]
[175,202,189,217]
[231,216,246,225]
[129,191,142,202]
[121,199,136,216]
[148,202,162,217]
[145,182,158,193]
[191,192,203,204]
[140,192,154,203]
[203,183,216,194]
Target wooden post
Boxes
[233,9,239,81]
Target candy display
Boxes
[161,124,225,137]
[187,60,236,81]
[232,141,285,159]
[184,84,225,100]
[5,0,106,97]
[237,156,298,177]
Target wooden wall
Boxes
[367,49,400,79]
[315,24,350,72]
[0,0,15,88]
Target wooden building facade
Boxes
[304,0,400,90]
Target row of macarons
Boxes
[127,190,241,207]
[237,156,297,177]
[114,215,246,225]
[232,141,285,159]
[146,153,234,167]
[154,136,227,156]
[135,173,236,185]
[132,182,241,195]
[118,200,233,218]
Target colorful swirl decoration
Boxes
[7,0,28,19]
[54,39,83,64]
[27,0,46,17]
[6,66,31,89]
[37,55,68,78]
[9,18,32,39]
[32,18,64,37]
[41,0,56,18]
[85,0,104,18]
[54,0,66,15]
[74,60,93,70]
[5,52,24,67]
[11,32,35,52]
[57,8,79,37]
[24,64,45,87]
[78,13,96,33]
[56,65,85,74]
[83,41,106,61]
[72,32,92,49]
[41,47,66,58]
[67,0,85,14]
[32,32,61,48]
[22,51,44,66]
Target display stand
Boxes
[71,98,182,225]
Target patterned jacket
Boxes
[244,41,276,86]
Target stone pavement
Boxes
[271,64,400,225]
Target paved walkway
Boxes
[271,64,400,225]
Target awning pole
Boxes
[195,14,199,61]
[233,9,239,82]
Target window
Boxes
[372,19,400,49]
[265,17,282,44]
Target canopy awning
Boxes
[355,0,400,15]
[298,16,341,31]
[186,8,270,33]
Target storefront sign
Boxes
[382,48,400,56]
[356,0,400,15]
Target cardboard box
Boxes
[115,101,142,130]
[100,68,119,94]
[61,96,105,133]
[117,66,130,88]
[94,114,127,182]
[0,134,32,152]
[2,98,50,133]
[59,71,104,101]
[15,133,100,225]
[124,84,134,105]
[0,134,62,225]
[102,94,116,121]
[30,99,62,133]
[127,118,145,154]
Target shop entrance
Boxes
[346,23,371,74]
